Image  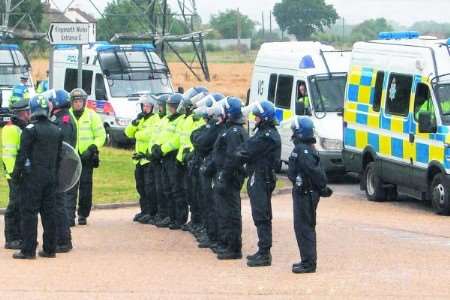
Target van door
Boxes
[63,68,93,95]
[273,74,294,161]
[411,81,437,192]
[381,73,414,186]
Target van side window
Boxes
[95,74,107,100]
[385,73,413,117]
[414,83,432,121]
[268,74,277,102]
[275,75,293,109]
[64,68,93,95]
[373,71,385,112]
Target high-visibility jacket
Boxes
[36,79,49,93]
[70,108,106,155]
[160,113,185,156]
[12,84,30,100]
[125,113,159,165]
[1,123,21,179]
[176,115,205,162]
[150,114,169,148]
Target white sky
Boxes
[53,0,450,26]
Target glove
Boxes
[319,186,333,198]
[11,168,23,183]
[132,152,145,161]
[132,112,145,126]
[182,148,192,165]
[151,145,163,160]
[214,172,227,196]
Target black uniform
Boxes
[234,122,281,255]
[51,109,77,247]
[191,119,225,244]
[14,117,63,256]
[213,121,248,255]
[4,117,28,248]
[288,138,327,270]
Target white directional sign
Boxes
[48,22,96,45]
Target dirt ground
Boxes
[1,183,449,299]
[31,59,253,100]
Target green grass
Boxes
[166,50,257,64]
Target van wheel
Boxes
[431,174,450,215]
[364,162,386,202]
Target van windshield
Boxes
[108,76,173,98]
[435,83,450,123]
[0,49,31,87]
[308,73,347,112]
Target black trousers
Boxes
[153,160,168,219]
[201,170,217,242]
[4,179,22,243]
[215,172,244,252]
[20,177,56,256]
[135,163,157,216]
[55,191,72,246]
[293,189,320,268]
[163,157,188,225]
[247,171,275,252]
[186,162,202,225]
[70,162,93,219]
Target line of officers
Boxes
[125,87,332,273]
[2,88,105,259]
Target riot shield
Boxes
[57,142,82,193]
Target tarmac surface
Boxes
[1,182,450,299]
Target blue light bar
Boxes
[378,31,420,40]
[299,55,315,69]
[0,44,19,50]
[447,38,450,45]
[132,44,155,51]
[53,44,77,50]
[96,45,120,52]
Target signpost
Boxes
[47,23,96,89]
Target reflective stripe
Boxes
[2,154,16,158]
[2,144,18,149]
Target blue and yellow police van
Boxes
[343,32,450,215]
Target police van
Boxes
[0,44,35,108]
[343,31,450,215]
[52,42,173,145]
[249,42,350,174]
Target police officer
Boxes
[36,70,49,93]
[213,97,248,260]
[10,75,30,104]
[69,88,106,226]
[288,116,332,273]
[49,89,76,252]
[2,99,30,250]
[234,100,281,267]
[126,94,159,224]
[149,95,171,228]
[176,87,208,233]
[152,93,186,230]
[12,95,63,259]
[191,93,226,250]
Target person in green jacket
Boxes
[151,93,186,230]
[126,94,159,224]
[2,99,30,250]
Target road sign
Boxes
[48,22,96,45]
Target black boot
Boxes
[38,250,56,258]
[198,236,211,248]
[13,251,36,259]
[169,223,181,230]
[156,217,171,228]
[247,252,272,267]
[137,214,151,224]
[56,241,73,253]
[5,240,22,250]
[217,249,242,260]
[292,264,316,274]
[181,221,192,232]
[78,216,87,225]
[246,249,262,261]
[133,212,143,222]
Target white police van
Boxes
[248,42,350,174]
[52,42,174,145]
[0,44,35,108]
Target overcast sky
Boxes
[53,0,450,26]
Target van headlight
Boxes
[320,138,343,151]
[116,118,131,126]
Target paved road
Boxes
[0,183,449,299]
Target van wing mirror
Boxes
[418,111,436,133]
[295,101,306,116]
[177,86,184,93]
[245,88,250,106]
[96,89,107,100]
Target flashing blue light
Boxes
[132,44,155,51]
[0,44,19,50]
[378,31,420,40]
[299,55,315,69]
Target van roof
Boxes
[352,36,450,81]
[254,41,350,75]
[0,44,19,50]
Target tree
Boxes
[209,9,255,39]
[4,0,43,31]
[273,0,338,40]
[350,18,393,42]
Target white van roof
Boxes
[351,36,450,82]
[254,41,350,75]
